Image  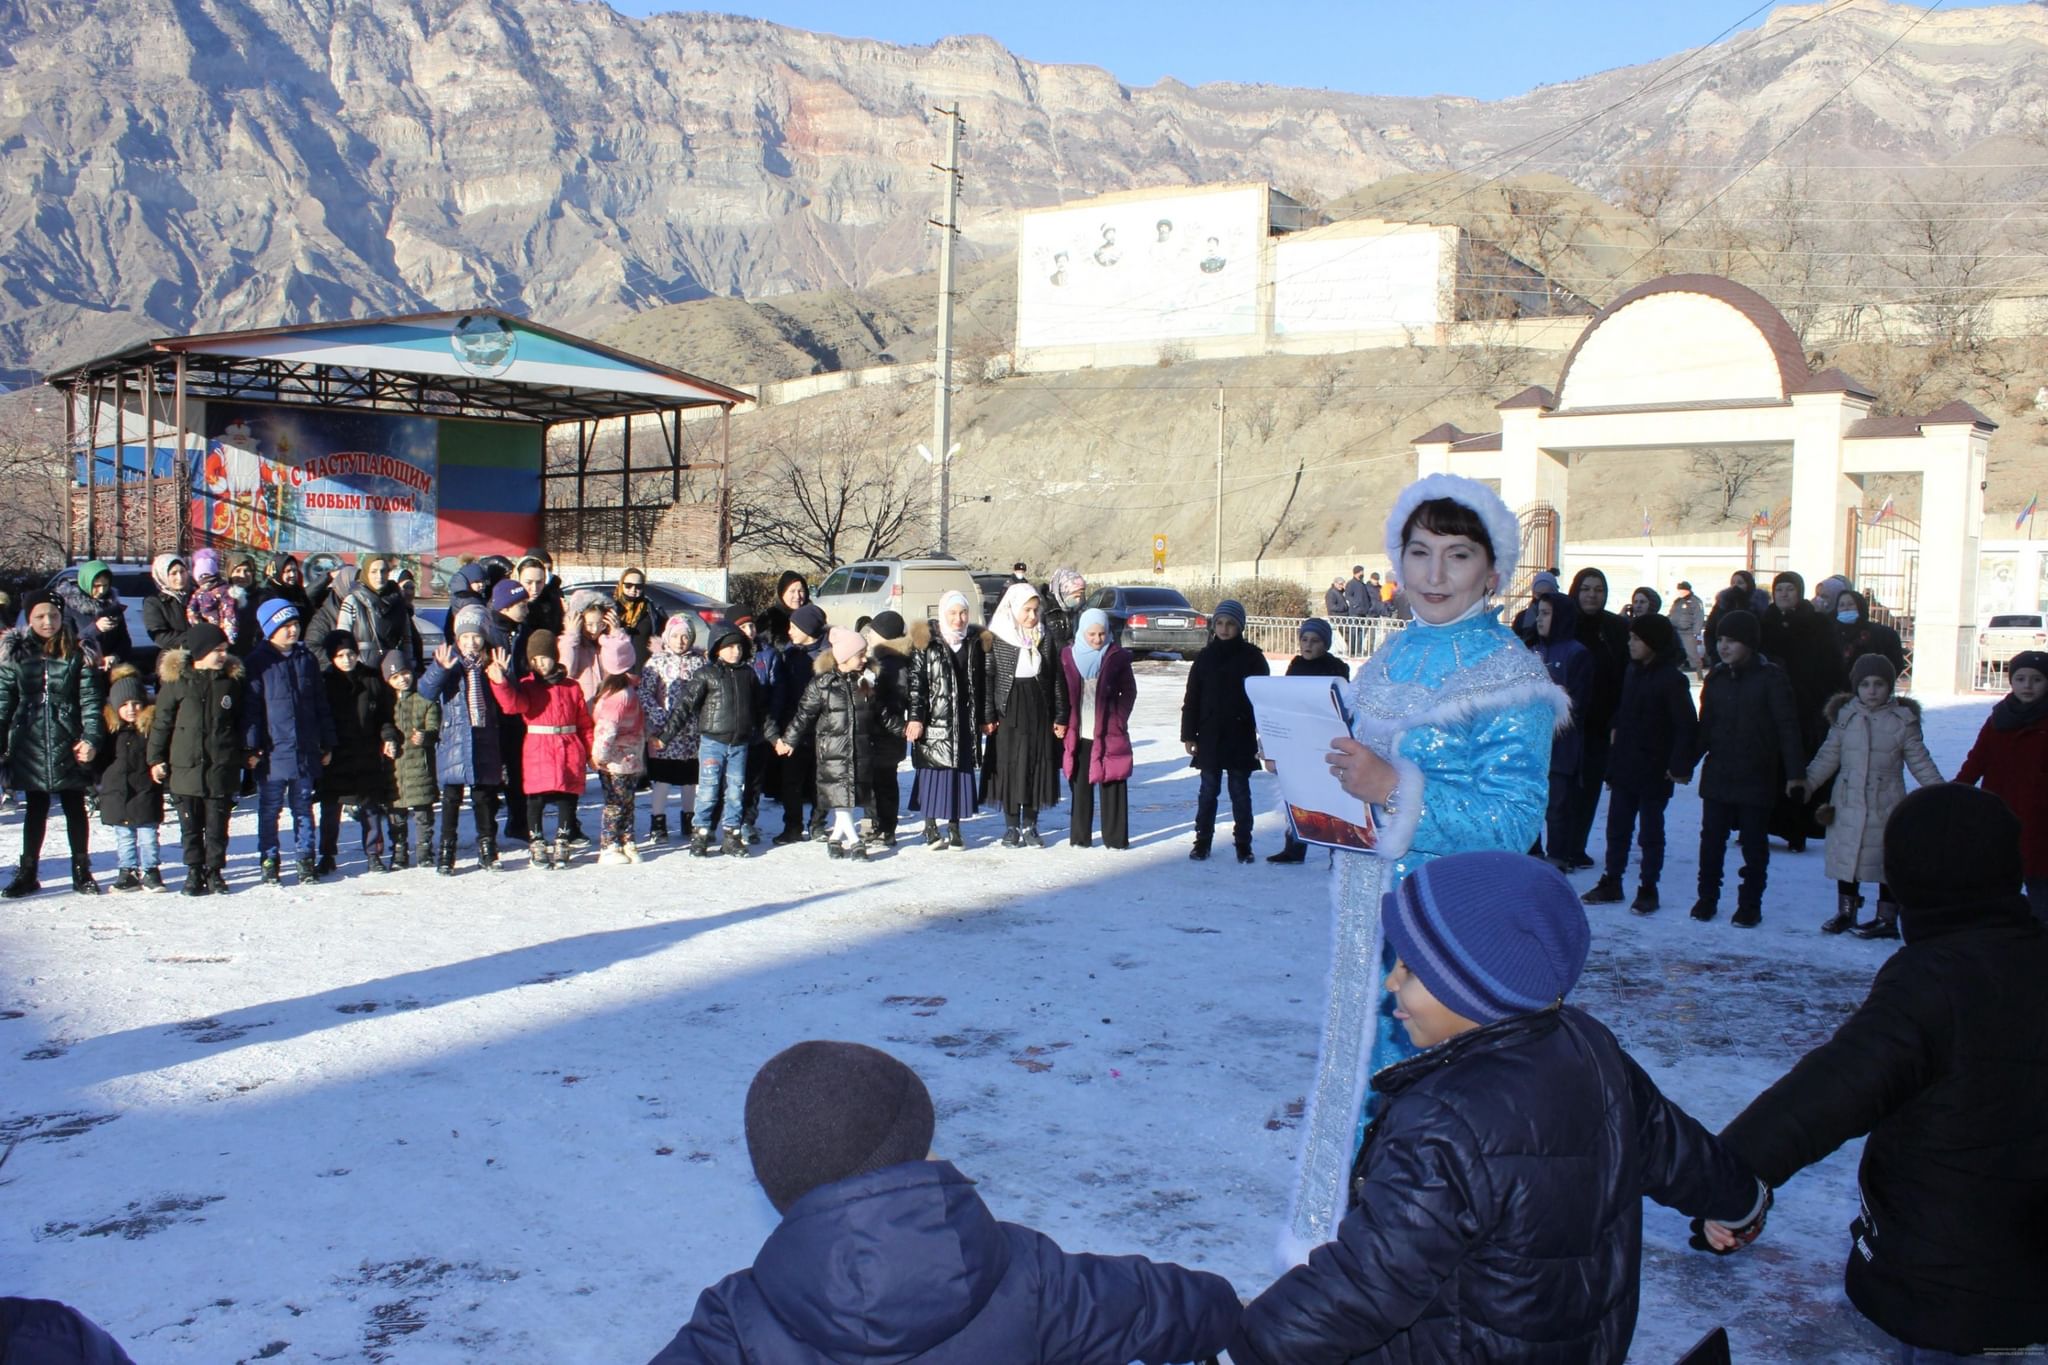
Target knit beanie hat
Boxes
[322,630,358,659]
[1212,599,1247,628]
[1849,653,1897,689]
[256,598,300,640]
[1382,851,1591,1025]
[744,1041,936,1214]
[183,621,228,657]
[190,548,221,582]
[526,629,558,664]
[1883,784,2022,911]
[1628,611,1678,660]
[1299,617,1333,647]
[1530,571,1560,596]
[490,580,528,612]
[828,626,867,665]
[108,674,147,711]
[380,652,414,680]
[2008,649,2048,682]
[599,630,635,676]
[790,603,828,640]
[662,612,698,653]
[1772,570,1806,595]
[451,603,491,641]
[1716,609,1760,649]
[870,610,906,641]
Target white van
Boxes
[815,557,981,629]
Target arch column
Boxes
[1787,390,1865,579]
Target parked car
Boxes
[972,572,1017,625]
[1085,585,1210,658]
[46,562,160,672]
[560,579,731,631]
[1979,611,2048,666]
[815,557,980,629]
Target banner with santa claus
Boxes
[194,404,439,554]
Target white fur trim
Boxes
[1354,675,1573,745]
[1371,749,1426,860]
[1383,473,1524,588]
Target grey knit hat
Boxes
[744,1041,936,1214]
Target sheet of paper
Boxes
[1246,675,1378,851]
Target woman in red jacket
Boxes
[487,629,593,870]
[1060,609,1136,850]
[1956,649,2048,918]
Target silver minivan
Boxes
[815,557,981,629]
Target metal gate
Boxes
[1846,506,1920,676]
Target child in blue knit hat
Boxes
[1234,850,1767,1364]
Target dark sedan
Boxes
[1085,585,1210,658]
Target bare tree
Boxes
[1671,446,1781,526]
[728,405,932,573]
[0,426,70,574]
[1884,175,2016,354]
[1252,450,1309,577]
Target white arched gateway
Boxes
[1414,274,1994,695]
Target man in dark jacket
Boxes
[1585,612,1698,913]
[1323,576,1348,619]
[1759,569,1846,852]
[1692,610,1805,926]
[1713,785,2048,1359]
[1181,599,1269,862]
[1234,853,1763,1365]
[0,1297,137,1364]
[1342,565,1374,620]
[646,1040,1239,1364]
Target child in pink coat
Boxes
[590,631,649,864]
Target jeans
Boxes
[257,777,317,859]
[1698,797,1772,910]
[113,824,161,872]
[696,739,747,832]
[1603,786,1670,886]
[1195,766,1253,850]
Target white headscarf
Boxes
[991,582,1042,653]
[938,590,973,649]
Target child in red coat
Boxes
[589,631,649,865]
[1956,648,2048,918]
[488,629,592,870]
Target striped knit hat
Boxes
[1382,851,1590,1025]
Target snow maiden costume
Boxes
[1281,474,1569,1262]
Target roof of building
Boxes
[1552,274,1811,407]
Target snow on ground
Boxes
[0,663,1997,1363]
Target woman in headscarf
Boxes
[1761,569,1847,851]
[1060,606,1136,850]
[612,565,664,668]
[265,553,312,621]
[1280,472,1566,1261]
[1834,588,1907,678]
[986,582,1068,849]
[1042,566,1087,652]
[1627,585,1662,620]
[906,590,989,849]
[1559,566,1630,870]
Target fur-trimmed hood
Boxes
[1383,473,1524,587]
[156,647,246,686]
[1824,691,1922,726]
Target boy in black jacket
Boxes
[1585,612,1698,914]
[1711,785,2048,1359]
[1267,617,1350,865]
[1181,599,1269,863]
[660,622,762,859]
[147,623,246,896]
[1690,610,1804,927]
[1235,852,1764,1365]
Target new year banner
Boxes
[195,404,439,555]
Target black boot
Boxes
[688,828,713,858]
[1821,889,1862,934]
[1630,884,1659,914]
[648,813,670,847]
[478,836,500,871]
[181,865,210,897]
[206,867,231,896]
[2,863,39,899]
[948,822,964,849]
[1851,900,1901,940]
[1266,841,1308,864]
[1001,815,1023,848]
[721,827,750,859]
[1021,809,1044,849]
[1731,902,1762,928]
[923,819,943,848]
[1689,897,1717,921]
[260,856,282,886]
[1189,841,1212,862]
[390,824,411,872]
[437,840,457,876]
[72,857,100,896]
[413,811,437,870]
[1582,874,1624,905]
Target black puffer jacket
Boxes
[777,666,905,810]
[1722,896,2048,1355]
[1234,1007,1758,1365]
[318,664,395,803]
[0,631,106,793]
[1696,655,1804,807]
[662,625,763,747]
[94,691,164,828]
[1604,655,1699,797]
[867,634,912,771]
[905,621,988,771]
[143,591,190,652]
[146,649,247,799]
[1180,634,1268,771]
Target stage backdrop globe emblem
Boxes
[450,315,517,377]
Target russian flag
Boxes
[2019,493,2038,531]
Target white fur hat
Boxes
[1383,473,1523,587]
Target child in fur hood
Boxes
[1804,653,1943,939]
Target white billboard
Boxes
[1017,186,1264,349]
[1272,229,1448,336]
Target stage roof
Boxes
[46,310,749,424]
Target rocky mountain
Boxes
[4,0,2047,382]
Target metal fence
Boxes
[1245,615,1406,662]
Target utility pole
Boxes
[929,103,964,555]
[1214,384,1225,582]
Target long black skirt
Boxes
[993,674,1061,814]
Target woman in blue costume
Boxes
[1280,473,1568,1261]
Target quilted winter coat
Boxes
[639,649,705,762]
[382,687,440,809]
[489,672,591,795]
[905,621,987,772]
[1179,633,1267,773]
[590,685,648,778]
[319,664,396,803]
[1060,643,1136,785]
[776,667,904,811]
[94,711,164,828]
[242,642,335,783]
[146,649,247,799]
[419,651,503,789]
[0,632,105,793]
[646,1161,1240,1365]
[1804,694,1943,883]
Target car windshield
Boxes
[1989,615,2045,629]
[1120,589,1191,609]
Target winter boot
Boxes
[141,867,166,893]
[721,827,750,859]
[621,839,643,865]
[827,838,847,860]
[551,835,572,870]
[1688,897,1717,921]
[1630,885,1660,914]
[71,858,101,896]
[598,843,628,867]
[740,822,760,845]
[1235,841,1255,864]
[109,868,143,894]
[1021,810,1045,849]
[2,865,39,899]
[206,868,231,896]
[688,829,714,858]
[1731,902,1763,928]
[1821,889,1862,934]
[297,856,320,886]
[316,854,337,877]
[261,856,283,887]
[1851,900,1901,940]
[1266,842,1308,864]
[1582,874,1625,905]
[1001,814,1023,849]
[681,813,697,843]
[1188,842,1212,862]
[647,813,670,847]
[182,866,210,897]
[923,819,944,848]
[529,839,553,871]
[478,836,500,871]
[412,811,437,870]
[390,825,411,872]
[437,842,457,876]
[947,823,965,849]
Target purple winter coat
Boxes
[1060,643,1136,785]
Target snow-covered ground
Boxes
[0,663,1998,1363]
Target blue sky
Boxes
[608,1,2018,101]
